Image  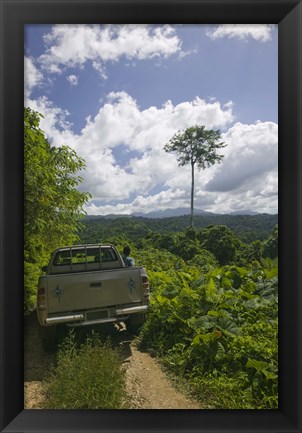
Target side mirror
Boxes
[42,265,48,273]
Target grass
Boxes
[42,331,126,409]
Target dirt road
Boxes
[24,313,55,408]
[24,313,201,409]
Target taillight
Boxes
[37,287,46,309]
[142,276,150,300]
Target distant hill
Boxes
[132,208,215,218]
[230,210,260,216]
[86,207,262,220]
[81,212,278,244]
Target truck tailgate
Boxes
[47,267,142,314]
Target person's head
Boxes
[123,246,131,256]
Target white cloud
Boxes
[24,23,278,216]
[178,47,198,59]
[204,171,278,214]
[67,74,79,86]
[24,56,44,98]
[203,121,278,213]
[26,96,75,146]
[206,121,278,192]
[76,92,234,199]
[206,24,274,43]
[38,24,182,76]
[84,188,189,216]
[25,25,183,96]
[26,91,234,204]
[26,92,277,215]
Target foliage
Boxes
[79,217,151,244]
[80,213,278,246]
[262,224,278,259]
[24,262,41,313]
[187,250,219,274]
[164,125,225,170]
[24,107,91,312]
[198,225,243,265]
[70,198,278,409]
[24,108,279,409]
[139,255,278,409]
[42,332,126,409]
[164,125,225,227]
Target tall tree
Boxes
[164,125,226,227]
[24,107,91,311]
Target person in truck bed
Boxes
[122,246,135,267]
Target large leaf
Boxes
[243,298,261,310]
[205,277,219,302]
[191,331,219,345]
[194,315,216,330]
[215,341,226,361]
[218,317,241,335]
[246,359,278,380]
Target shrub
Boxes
[43,332,126,409]
[24,261,41,313]
[140,261,278,409]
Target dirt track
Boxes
[24,313,201,409]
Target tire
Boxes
[127,313,146,334]
[39,325,57,352]
[56,324,68,344]
[42,336,56,352]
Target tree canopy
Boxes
[24,107,91,311]
[164,125,225,227]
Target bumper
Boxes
[116,305,148,315]
[45,314,84,325]
[44,305,148,326]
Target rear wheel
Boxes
[39,326,57,352]
[42,336,56,352]
[127,313,146,334]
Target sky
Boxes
[24,24,278,216]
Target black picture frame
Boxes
[1,1,301,432]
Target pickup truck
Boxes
[37,244,150,347]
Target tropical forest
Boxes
[78,215,278,409]
[24,107,278,409]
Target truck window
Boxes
[87,247,101,263]
[101,247,118,262]
[71,248,86,264]
[51,246,120,273]
[53,250,71,266]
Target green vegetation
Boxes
[81,224,278,409]
[80,213,277,244]
[24,108,278,409]
[139,251,278,409]
[24,108,91,312]
[42,332,126,409]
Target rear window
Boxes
[52,246,119,271]
[101,247,118,262]
[53,249,71,266]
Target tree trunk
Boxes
[190,162,195,227]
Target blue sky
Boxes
[24,24,278,215]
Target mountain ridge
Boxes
[85,207,264,220]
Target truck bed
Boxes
[44,266,144,314]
